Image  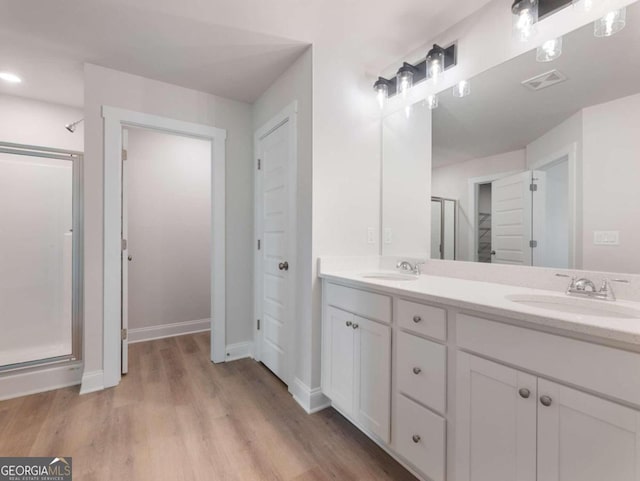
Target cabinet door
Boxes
[326,306,356,415]
[354,316,391,443]
[537,378,640,481]
[456,353,537,481]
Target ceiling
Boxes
[432,1,640,168]
[0,0,492,107]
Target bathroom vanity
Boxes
[320,267,640,481]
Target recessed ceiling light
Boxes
[0,72,22,83]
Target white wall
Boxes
[83,63,253,377]
[582,92,640,274]
[382,102,432,257]
[432,150,525,261]
[252,48,315,389]
[0,94,83,151]
[126,128,211,331]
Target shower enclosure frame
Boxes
[0,141,83,373]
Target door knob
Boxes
[412,435,421,443]
[519,388,530,399]
[412,367,422,375]
[278,261,289,271]
[540,395,553,407]
[490,250,496,256]
[128,255,132,261]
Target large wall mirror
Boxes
[382,0,640,274]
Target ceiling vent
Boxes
[521,69,568,91]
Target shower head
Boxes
[65,118,84,133]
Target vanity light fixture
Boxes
[372,43,457,104]
[536,37,563,62]
[512,0,539,42]
[427,94,439,110]
[397,63,417,98]
[453,80,471,98]
[373,77,392,109]
[594,7,626,37]
[0,72,22,83]
[426,44,445,83]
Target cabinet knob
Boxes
[412,434,421,443]
[412,367,422,375]
[346,321,352,327]
[519,388,531,399]
[540,395,553,407]
[278,261,289,271]
[352,323,359,330]
[413,315,422,323]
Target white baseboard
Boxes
[290,377,331,414]
[0,362,82,401]
[128,318,210,343]
[225,341,253,362]
[79,370,104,395]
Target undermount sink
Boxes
[361,272,419,281]
[506,294,640,319]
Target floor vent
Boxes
[521,69,568,91]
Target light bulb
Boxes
[427,94,439,110]
[512,0,538,42]
[426,45,445,84]
[397,71,413,98]
[536,37,563,62]
[595,8,626,37]
[373,78,389,110]
[453,80,471,98]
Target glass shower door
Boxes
[0,149,77,368]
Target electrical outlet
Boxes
[384,228,393,244]
[593,231,620,245]
[367,227,375,244]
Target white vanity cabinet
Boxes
[457,352,640,481]
[321,277,640,481]
[322,285,392,443]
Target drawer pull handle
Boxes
[519,388,531,399]
[412,434,421,443]
[412,367,422,375]
[540,395,552,407]
[346,321,352,327]
[352,323,359,330]
[413,315,422,323]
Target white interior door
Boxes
[256,119,294,385]
[121,128,129,374]
[537,378,640,481]
[491,171,533,265]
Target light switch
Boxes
[384,228,393,244]
[367,227,375,244]
[593,231,620,245]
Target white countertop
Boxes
[319,270,640,346]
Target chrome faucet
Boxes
[558,274,628,301]
[396,260,425,276]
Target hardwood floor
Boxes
[0,333,417,480]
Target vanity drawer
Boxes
[397,331,446,413]
[395,393,446,481]
[325,282,392,324]
[397,298,446,340]
[457,313,640,406]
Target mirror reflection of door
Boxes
[431,197,457,260]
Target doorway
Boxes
[254,103,297,386]
[120,127,212,373]
[101,107,226,389]
[430,197,457,260]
